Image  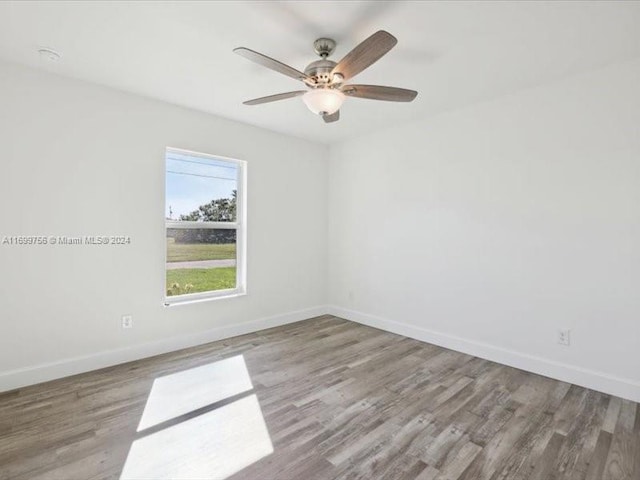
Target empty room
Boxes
[1,1,639,479]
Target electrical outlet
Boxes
[557,328,570,346]
[122,315,133,329]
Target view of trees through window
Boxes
[165,149,243,300]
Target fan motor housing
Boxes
[304,59,337,85]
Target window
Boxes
[164,147,246,305]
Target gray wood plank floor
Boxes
[0,315,638,479]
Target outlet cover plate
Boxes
[557,328,570,346]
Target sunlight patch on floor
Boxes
[121,394,273,479]
[137,355,254,432]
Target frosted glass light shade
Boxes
[302,89,345,115]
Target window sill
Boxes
[164,290,246,307]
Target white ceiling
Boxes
[1,1,639,144]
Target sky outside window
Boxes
[166,151,238,220]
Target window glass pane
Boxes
[166,151,238,222]
[166,228,236,296]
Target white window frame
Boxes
[164,147,247,306]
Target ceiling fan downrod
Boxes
[313,38,336,59]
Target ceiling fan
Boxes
[234,30,418,123]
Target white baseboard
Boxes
[0,305,328,392]
[327,305,640,403]
[5,304,639,403]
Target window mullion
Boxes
[165,221,238,230]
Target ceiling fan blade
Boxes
[342,85,417,102]
[234,47,312,83]
[323,110,340,123]
[331,30,397,81]
[243,91,307,106]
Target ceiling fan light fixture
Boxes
[302,89,345,116]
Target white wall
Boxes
[328,59,640,401]
[2,56,639,402]
[0,61,328,389]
